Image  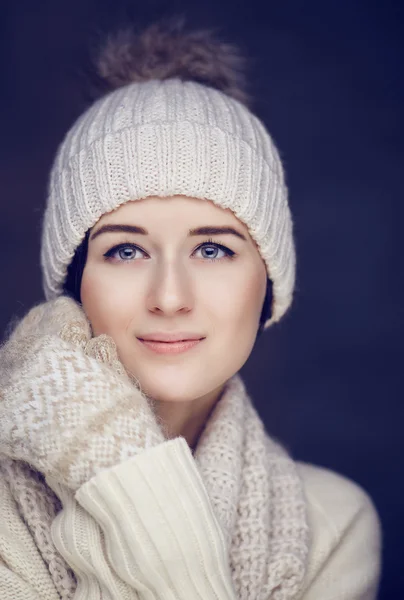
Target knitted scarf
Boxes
[0,304,310,600]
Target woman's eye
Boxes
[104,244,143,261]
[116,246,139,260]
[195,243,232,260]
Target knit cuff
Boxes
[75,437,237,599]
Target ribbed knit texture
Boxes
[41,79,295,328]
[0,298,309,599]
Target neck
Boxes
[150,382,227,452]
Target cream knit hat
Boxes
[41,33,296,329]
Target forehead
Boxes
[95,195,250,233]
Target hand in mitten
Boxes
[0,297,166,491]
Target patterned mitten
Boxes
[0,297,166,491]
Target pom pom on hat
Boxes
[94,18,250,106]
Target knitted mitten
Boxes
[0,297,166,492]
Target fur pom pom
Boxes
[93,17,250,106]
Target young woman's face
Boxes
[81,195,267,403]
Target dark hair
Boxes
[63,233,273,336]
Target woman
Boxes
[0,21,382,599]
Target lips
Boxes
[138,338,204,355]
[138,333,204,342]
[138,338,202,342]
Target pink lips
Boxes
[138,339,203,354]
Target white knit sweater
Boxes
[0,440,381,599]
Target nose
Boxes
[146,261,194,317]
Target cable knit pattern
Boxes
[0,298,310,599]
[194,375,309,599]
[41,78,295,328]
[0,458,77,600]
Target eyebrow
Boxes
[89,224,247,242]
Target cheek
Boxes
[80,266,135,337]
[212,267,266,331]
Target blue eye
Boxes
[103,244,142,261]
[196,243,233,261]
[117,246,138,260]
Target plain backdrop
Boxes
[1,1,403,598]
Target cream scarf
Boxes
[0,299,310,600]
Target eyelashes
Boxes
[103,238,236,263]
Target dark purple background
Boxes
[1,1,402,598]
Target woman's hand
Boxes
[0,297,166,491]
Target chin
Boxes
[140,381,199,403]
[127,368,211,404]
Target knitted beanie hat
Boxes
[41,24,296,329]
